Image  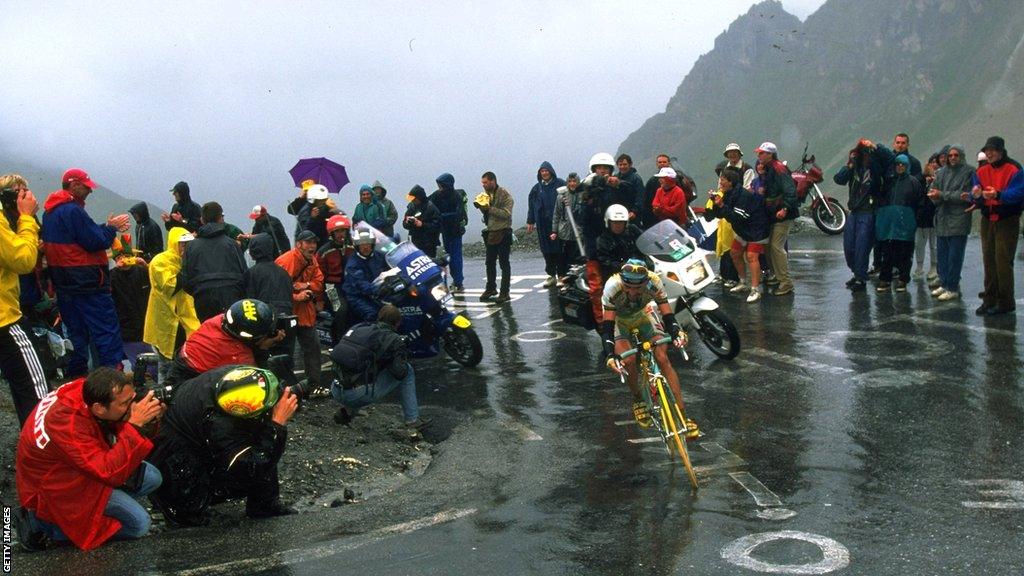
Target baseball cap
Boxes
[655,167,677,179]
[249,204,267,220]
[178,232,196,242]
[296,230,318,243]
[754,142,778,155]
[62,168,97,189]
[978,151,988,162]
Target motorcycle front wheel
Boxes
[812,197,847,235]
[443,323,483,367]
[694,309,740,360]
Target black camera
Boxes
[133,352,174,403]
[266,353,305,398]
[276,314,297,335]
[0,187,17,213]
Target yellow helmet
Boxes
[214,367,281,418]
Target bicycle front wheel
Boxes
[656,378,698,489]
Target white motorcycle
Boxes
[636,220,741,360]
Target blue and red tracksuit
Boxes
[41,191,125,376]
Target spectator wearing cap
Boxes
[41,169,131,376]
[642,154,696,230]
[353,184,388,233]
[971,136,1024,315]
[180,201,248,321]
[248,204,290,259]
[651,167,688,228]
[144,227,200,383]
[276,230,325,394]
[755,142,800,296]
[977,151,989,168]
[403,185,442,258]
[129,202,164,263]
[371,180,399,239]
[715,143,755,189]
[161,181,202,233]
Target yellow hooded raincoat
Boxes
[143,227,200,357]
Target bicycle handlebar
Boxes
[619,336,673,360]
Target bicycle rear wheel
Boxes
[656,378,698,489]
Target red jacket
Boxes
[275,248,324,327]
[16,379,152,550]
[652,184,689,227]
[181,314,256,373]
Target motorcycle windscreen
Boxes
[636,220,696,262]
[389,243,441,285]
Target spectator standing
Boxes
[0,176,49,424]
[161,181,201,233]
[475,172,514,303]
[247,204,290,259]
[403,185,442,258]
[110,253,152,365]
[651,167,689,227]
[527,161,566,287]
[353,185,387,232]
[371,180,399,239]
[715,143,756,189]
[614,154,646,221]
[875,155,924,293]
[927,145,975,301]
[642,154,694,229]
[15,368,164,551]
[180,202,248,321]
[129,202,163,263]
[143,227,200,384]
[971,136,1024,315]
[835,139,895,292]
[429,173,469,291]
[756,142,800,296]
[315,215,354,341]
[41,169,129,376]
[275,230,325,395]
[708,167,769,303]
[550,172,583,283]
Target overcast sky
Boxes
[1,0,825,230]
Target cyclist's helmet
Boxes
[589,152,616,173]
[327,214,351,233]
[604,203,630,228]
[222,299,275,342]
[621,259,650,285]
[352,229,376,247]
[214,366,281,418]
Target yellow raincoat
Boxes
[706,194,735,257]
[143,227,200,357]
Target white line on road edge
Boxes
[721,530,850,574]
[176,508,478,576]
[729,471,783,507]
[692,453,745,474]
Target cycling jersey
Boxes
[601,272,668,340]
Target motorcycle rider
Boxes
[578,153,627,327]
[148,365,299,527]
[596,204,644,280]
[316,214,354,340]
[602,259,697,437]
[343,228,388,323]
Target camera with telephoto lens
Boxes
[266,353,306,398]
[132,352,175,403]
[0,187,17,214]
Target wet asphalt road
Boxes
[14,232,1024,575]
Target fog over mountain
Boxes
[1,1,823,234]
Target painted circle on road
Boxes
[811,331,952,362]
[721,530,850,574]
[512,330,566,342]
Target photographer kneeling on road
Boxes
[329,304,424,430]
[15,367,165,551]
[164,298,285,391]
[148,365,299,527]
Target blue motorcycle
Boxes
[326,223,483,367]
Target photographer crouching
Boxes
[148,365,299,527]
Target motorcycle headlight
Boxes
[685,261,709,285]
[430,284,449,300]
[666,271,680,283]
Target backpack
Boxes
[678,170,696,203]
[329,322,380,384]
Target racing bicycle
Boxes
[618,330,699,489]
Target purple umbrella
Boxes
[289,157,350,194]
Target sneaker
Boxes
[14,507,48,553]
[632,401,653,428]
[728,282,748,294]
[765,275,780,286]
[894,281,908,293]
[494,292,512,304]
[876,282,891,293]
[683,418,702,441]
[931,287,946,297]
[937,290,960,301]
[722,279,738,289]
[845,276,858,288]
[746,289,762,303]
[543,276,557,288]
[927,270,938,282]
[771,285,794,296]
[911,269,924,280]
[247,500,298,519]
[867,267,879,278]
[450,284,465,294]
[850,280,867,292]
[928,279,942,289]
[479,289,497,302]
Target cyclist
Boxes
[602,259,698,437]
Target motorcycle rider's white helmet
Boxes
[306,184,330,202]
[589,152,616,173]
[604,204,629,228]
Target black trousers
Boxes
[877,239,915,283]
[294,325,322,390]
[0,319,51,425]
[719,249,740,282]
[484,230,512,293]
[194,287,243,322]
[555,240,579,278]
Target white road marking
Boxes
[503,419,543,441]
[744,347,854,376]
[960,479,1024,509]
[614,419,637,426]
[542,319,564,327]
[699,442,731,454]
[903,316,1019,338]
[730,471,784,507]
[692,453,745,473]
[626,436,664,445]
[175,508,477,576]
[721,531,850,574]
[512,330,566,342]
